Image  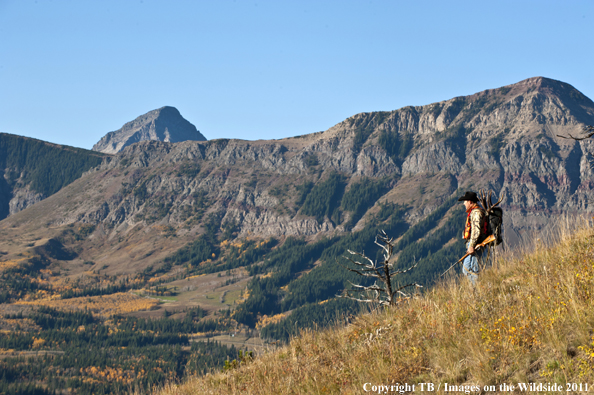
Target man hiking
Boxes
[458,191,487,285]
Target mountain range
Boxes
[1,76,594,393]
[6,77,594,240]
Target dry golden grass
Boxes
[18,292,158,317]
[150,217,594,395]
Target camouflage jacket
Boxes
[463,204,486,248]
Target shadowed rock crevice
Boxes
[0,171,11,220]
[34,239,78,261]
[528,172,557,208]
[565,142,583,196]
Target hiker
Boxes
[458,191,487,285]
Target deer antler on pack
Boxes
[478,189,504,214]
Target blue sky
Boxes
[1,0,593,149]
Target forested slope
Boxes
[0,133,107,220]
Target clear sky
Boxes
[1,0,593,150]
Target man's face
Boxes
[463,200,472,210]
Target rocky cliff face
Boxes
[7,186,45,216]
[92,106,206,154]
[2,77,594,272]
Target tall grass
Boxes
[149,215,594,394]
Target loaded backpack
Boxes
[478,189,504,246]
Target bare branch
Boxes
[337,294,390,306]
[349,282,385,293]
[347,250,376,267]
[338,255,384,277]
[374,239,390,259]
[391,282,423,297]
[557,125,594,141]
[341,254,373,269]
[343,267,381,279]
[336,259,382,279]
[391,259,421,275]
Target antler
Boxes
[478,189,488,212]
[488,190,504,211]
[478,189,504,213]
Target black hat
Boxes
[457,191,478,202]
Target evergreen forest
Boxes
[0,133,106,220]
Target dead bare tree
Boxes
[337,230,422,307]
[557,125,594,141]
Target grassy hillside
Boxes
[152,218,594,394]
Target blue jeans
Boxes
[463,242,484,286]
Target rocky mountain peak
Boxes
[509,76,579,97]
[92,106,206,154]
[462,77,586,103]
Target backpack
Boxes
[478,190,504,246]
[486,206,503,246]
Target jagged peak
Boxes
[118,106,185,130]
[92,106,206,154]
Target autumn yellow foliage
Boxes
[31,337,46,349]
[19,292,158,317]
[256,312,288,330]
[0,258,26,272]
[81,365,135,385]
